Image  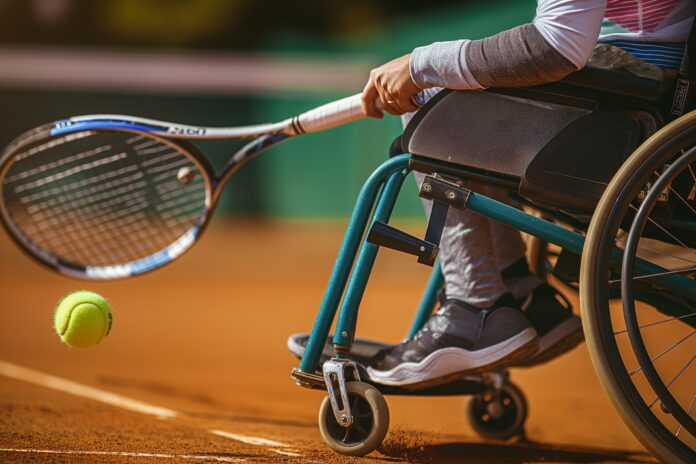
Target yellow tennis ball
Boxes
[54,291,112,348]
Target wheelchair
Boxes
[287,60,696,462]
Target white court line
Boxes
[210,430,302,457]
[209,430,290,448]
[272,449,302,457]
[0,448,245,462]
[0,360,178,418]
[0,360,303,457]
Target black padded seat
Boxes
[403,67,663,212]
[404,90,593,179]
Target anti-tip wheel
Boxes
[318,381,390,456]
[467,381,528,440]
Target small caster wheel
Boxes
[318,381,389,456]
[467,381,527,440]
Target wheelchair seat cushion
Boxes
[403,89,592,179]
[403,83,650,212]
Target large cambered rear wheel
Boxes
[581,111,696,463]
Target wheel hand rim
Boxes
[622,146,696,438]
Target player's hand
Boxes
[362,53,421,118]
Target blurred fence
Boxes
[0,0,534,219]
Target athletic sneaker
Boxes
[366,294,538,387]
[514,283,584,367]
[501,257,584,366]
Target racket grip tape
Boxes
[295,93,365,134]
[294,91,425,135]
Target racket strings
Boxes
[61,134,199,264]
[2,130,209,268]
[14,141,197,266]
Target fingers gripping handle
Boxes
[294,91,425,135]
[295,93,366,134]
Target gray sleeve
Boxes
[409,23,579,90]
[466,24,578,88]
[409,39,484,90]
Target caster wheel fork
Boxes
[318,359,390,456]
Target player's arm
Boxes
[363,0,607,118]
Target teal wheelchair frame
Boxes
[296,154,694,374]
[290,114,696,459]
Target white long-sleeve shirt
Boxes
[410,0,695,90]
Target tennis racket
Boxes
[0,92,407,280]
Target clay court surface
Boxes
[0,220,659,463]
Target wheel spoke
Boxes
[637,246,696,265]
[648,354,696,409]
[629,330,696,376]
[629,204,696,259]
[342,427,351,444]
[609,265,696,284]
[350,396,360,414]
[675,394,696,437]
[614,312,696,335]
[349,397,362,423]
[614,236,696,266]
[667,184,696,216]
[653,168,696,217]
[353,421,368,436]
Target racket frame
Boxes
[0,90,364,279]
[0,120,281,280]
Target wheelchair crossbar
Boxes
[466,192,695,300]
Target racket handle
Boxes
[296,93,366,134]
[295,91,425,134]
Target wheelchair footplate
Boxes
[288,333,493,396]
[291,341,529,447]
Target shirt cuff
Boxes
[409,40,485,90]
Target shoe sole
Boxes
[515,316,584,367]
[366,328,539,388]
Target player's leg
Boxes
[486,187,583,366]
[367,189,539,386]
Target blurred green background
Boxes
[0,0,535,219]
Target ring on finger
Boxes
[409,95,423,107]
